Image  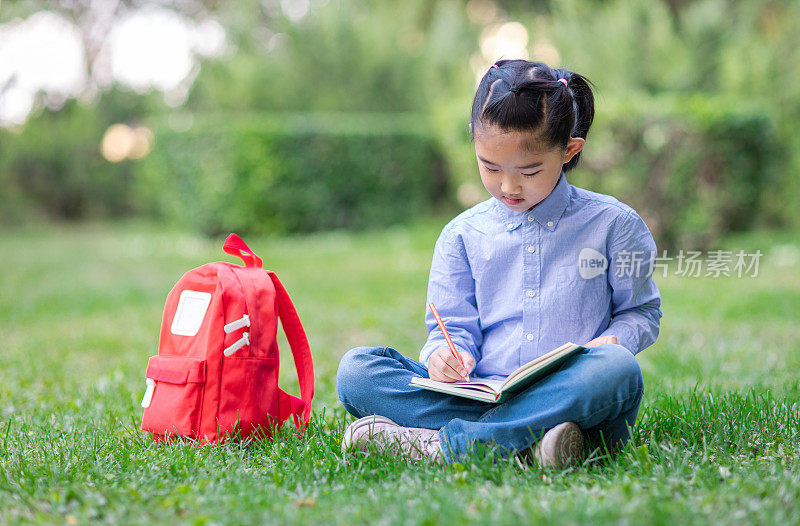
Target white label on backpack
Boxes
[171,290,212,336]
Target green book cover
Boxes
[410,342,586,403]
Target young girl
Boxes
[336,59,662,467]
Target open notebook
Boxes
[410,342,586,403]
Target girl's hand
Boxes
[428,346,476,383]
[584,335,618,348]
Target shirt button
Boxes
[527,290,536,297]
[528,215,535,222]
[526,333,534,341]
[527,245,535,253]
[506,223,514,230]
[547,221,554,227]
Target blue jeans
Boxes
[336,343,644,463]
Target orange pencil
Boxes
[429,302,470,382]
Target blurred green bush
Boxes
[0,100,133,224]
[569,94,781,250]
[1,0,797,252]
[0,90,164,224]
[542,0,800,240]
[135,112,448,235]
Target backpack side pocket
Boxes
[141,355,207,438]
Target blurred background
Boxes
[1,0,798,250]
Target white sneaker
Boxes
[341,415,444,464]
[532,421,586,469]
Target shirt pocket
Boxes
[554,265,609,322]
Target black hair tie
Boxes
[509,86,520,94]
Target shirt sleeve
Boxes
[598,209,663,354]
[418,229,483,367]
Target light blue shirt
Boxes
[420,172,662,379]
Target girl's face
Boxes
[473,123,584,212]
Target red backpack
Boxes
[140,233,314,443]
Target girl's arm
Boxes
[419,230,483,367]
[597,209,663,354]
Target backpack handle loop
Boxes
[223,233,263,268]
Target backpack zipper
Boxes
[224,314,250,333]
[223,313,251,356]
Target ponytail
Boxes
[554,68,595,171]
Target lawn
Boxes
[1,219,799,524]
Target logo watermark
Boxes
[577,249,763,279]
[578,247,608,279]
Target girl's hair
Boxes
[469,59,595,172]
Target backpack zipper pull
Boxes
[224,314,250,334]
[141,378,156,408]
[224,332,249,357]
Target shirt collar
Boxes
[492,172,571,232]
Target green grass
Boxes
[1,219,799,524]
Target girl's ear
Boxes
[563,137,585,165]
